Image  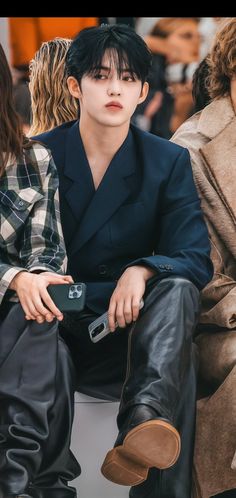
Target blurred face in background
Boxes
[151,18,201,64]
[167,19,200,62]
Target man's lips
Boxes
[105,101,123,109]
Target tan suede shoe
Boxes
[101,406,181,486]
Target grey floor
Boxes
[70,394,129,498]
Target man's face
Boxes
[68,50,148,128]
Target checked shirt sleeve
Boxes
[0,149,67,304]
[19,155,67,274]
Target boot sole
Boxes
[101,419,181,486]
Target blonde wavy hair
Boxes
[207,18,236,100]
[150,17,199,38]
[29,37,78,135]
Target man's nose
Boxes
[107,79,121,96]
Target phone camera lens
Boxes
[92,323,105,337]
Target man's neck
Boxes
[79,117,130,162]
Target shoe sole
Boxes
[101,419,181,486]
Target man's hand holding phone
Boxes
[89,299,144,343]
[89,264,155,343]
[107,265,155,331]
[10,272,74,323]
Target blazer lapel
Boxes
[69,130,138,256]
[63,122,94,222]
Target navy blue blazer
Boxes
[35,121,213,313]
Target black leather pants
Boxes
[1,278,198,497]
[0,303,80,497]
[63,277,199,498]
[129,347,198,498]
[118,277,199,425]
[125,277,199,498]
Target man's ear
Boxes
[67,76,81,98]
[138,82,149,105]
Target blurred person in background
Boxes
[29,37,78,135]
[133,17,200,138]
[0,42,79,498]
[172,19,236,497]
[12,66,31,134]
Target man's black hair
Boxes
[65,24,152,86]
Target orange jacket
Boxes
[9,17,98,66]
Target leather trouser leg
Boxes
[118,277,199,425]
[0,303,79,496]
[27,337,81,498]
[129,345,198,498]
[129,345,197,498]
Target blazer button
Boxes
[99,264,108,275]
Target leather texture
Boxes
[107,277,199,497]
[61,276,199,497]
[0,277,199,498]
[117,277,199,425]
[0,303,80,497]
[130,349,198,498]
[123,277,199,498]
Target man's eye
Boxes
[94,74,107,80]
[123,75,135,82]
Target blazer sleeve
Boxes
[125,148,213,290]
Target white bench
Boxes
[70,392,129,498]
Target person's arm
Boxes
[108,148,213,330]
[0,149,72,321]
[125,148,213,288]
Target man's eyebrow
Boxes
[94,65,132,72]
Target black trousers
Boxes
[62,277,200,498]
[0,277,199,498]
[0,303,80,498]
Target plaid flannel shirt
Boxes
[0,142,67,304]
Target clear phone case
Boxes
[88,299,144,343]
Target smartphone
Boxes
[47,282,86,313]
[88,299,144,343]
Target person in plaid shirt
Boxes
[0,44,80,498]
